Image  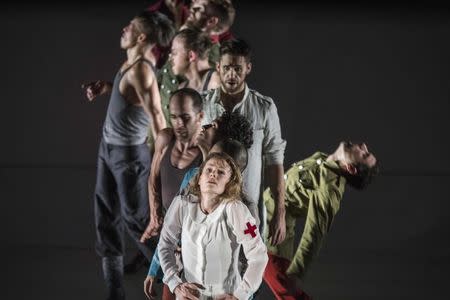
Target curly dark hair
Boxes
[212,138,248,171]
[344,162,379,190]
[216,111,253,149]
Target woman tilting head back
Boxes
[158,151,268,300]
[189,152,242,205]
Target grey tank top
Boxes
[103,59,156,145]
[160,137,202,210]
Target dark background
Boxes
[1,0,449,299]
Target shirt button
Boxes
[164,68,168,73]
[298,165,303,170]
[316,159,322,165]
[166,89,171,94]
[283,174,287,180]
[172,79,176,84]
[161,84,165,89]
[299,179,303,183]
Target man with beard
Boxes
[146,0,190,68]
[145,0,234,68]
[82,12,174,300]
[263,141,378,299]
[169,28,220,92]
[202,39,287,245]
[140,87,204,242]
[139,88,204,299]
[149,0,235,151]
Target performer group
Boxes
[82,1,379,299]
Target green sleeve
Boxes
[208,43,220,66]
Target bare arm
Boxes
[128,62,167,136]
[140,128,173,242]
[148,74,168,136]
[266,164,286,246]
[262,99,287,246]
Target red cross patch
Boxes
[244,222,257,238]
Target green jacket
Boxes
[157,43,221,124]
[157,63,181,127]
[264,152,346,278]
[147,43,221,149]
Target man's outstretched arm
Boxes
[266,164,286,246]
[140,129,173,242]
[263,100,287,246]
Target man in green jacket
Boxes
[263,141,378,300]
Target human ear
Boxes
[207,16,219,30]
[246,62,252,75]
[216,61,220,72]
[188,50,197,63]
[197,111,205,122]
[137,33,146,43]
[345,164,358,175]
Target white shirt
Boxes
[201,85,287,225]
[159,194,268,300]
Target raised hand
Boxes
[81,80,112,101]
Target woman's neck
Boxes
[200,193,221,214]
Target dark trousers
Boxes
[94,139,155,260]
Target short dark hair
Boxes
[169,88,203,113]
[205,0,235,34]
[213,139,248,171]
[175,28,212,60]
[134,11,175,48]
[219,38,252,62]
[344,162,379,190]
[216,111,253,149]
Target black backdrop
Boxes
[1,1,449,299]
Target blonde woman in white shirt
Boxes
[158,152,268,300]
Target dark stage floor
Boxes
[3,243,448,300]
[2,170,449,299]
